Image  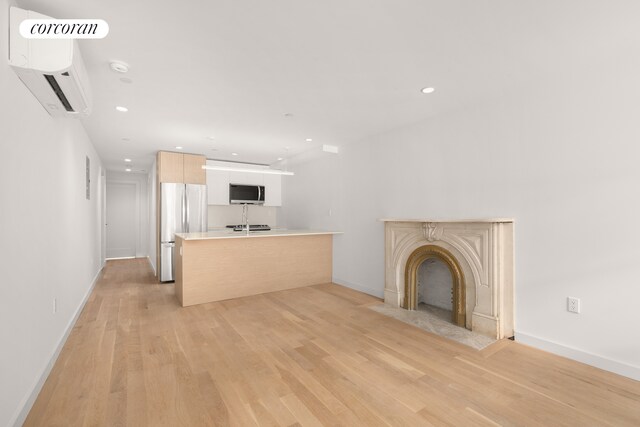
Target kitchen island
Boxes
[174,229,341,307]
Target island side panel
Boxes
[175,236,184,305]
[180,234,333,306]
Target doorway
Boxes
[106,182,138,259]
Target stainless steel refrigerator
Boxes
[160,183,207,282]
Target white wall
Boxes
[208,205,279,229]
[0,1,105,423]
[106,171,149,259]
[281,49,640,379]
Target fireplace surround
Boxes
[382,219,515,339]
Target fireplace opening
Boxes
[403,245,466,328]
[417,258,454,323]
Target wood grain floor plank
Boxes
[23,259,640,426]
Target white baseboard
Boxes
[10,267,104,427]
[105,256,135,260]
[515,331,640,382]
[332,277,384,299]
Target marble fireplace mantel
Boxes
[380,218,514,223]
[381,218,515,339]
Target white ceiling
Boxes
[16,0,640,173]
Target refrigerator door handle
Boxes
[185,186,190,233]
[182,187,187,233]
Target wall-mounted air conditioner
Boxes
[8,7,92,117]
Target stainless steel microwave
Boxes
[229,184,265,204]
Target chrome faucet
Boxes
[242,204,249,235]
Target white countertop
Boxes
[176,229,343,241]
[379,218,514,223]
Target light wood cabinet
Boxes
[183,154,206,184]
[157,151,206,184]
[175,233,333,307]
[157,151,184,183]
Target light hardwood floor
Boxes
[25,259,640,426]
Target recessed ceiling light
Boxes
[124,158,132,162]
[122,137,130,141]
[115,106,128,112]
[125,168,132,172]
[175,146,183,150]
[208,136,216,140]
[284,113,293,118]
[421,87,435,94]
[110,61,129,73]
[231,152,238,156]
[305,138,313,142]
[277,157,283,161]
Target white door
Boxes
[106,182,137,259]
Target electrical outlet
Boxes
[53,297,57,314]
[567,297,580,314]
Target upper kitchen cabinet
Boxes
[183,154,206,184]
[157,151,206,184]
[228,171,263,186]
[157,151,183,183]
[206,161,230,205]
[263,174,282,206]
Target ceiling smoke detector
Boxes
[110,61,130,73]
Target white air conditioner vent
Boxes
[8,7,93,117]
